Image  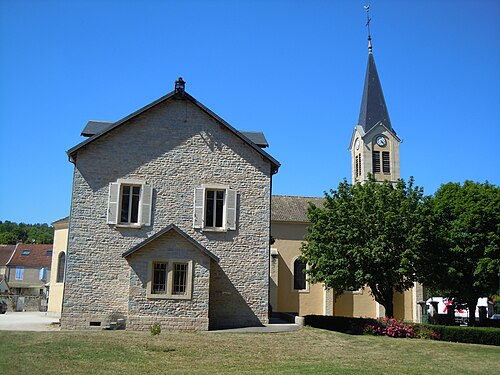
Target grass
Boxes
[0,327,499,374]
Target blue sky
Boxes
[1,0,499,224]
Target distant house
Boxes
[0,244,15,276]
[0,275,10,294]
[5,244,53,296]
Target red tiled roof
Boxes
[0,245,16,266]
[6,244,53,268]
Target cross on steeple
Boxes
[364,5,373,53]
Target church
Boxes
[269,35,423,322]
[47,27,423,329]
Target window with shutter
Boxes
[107,180,152,227]
[15,266,24,280]
[193,185,238,231]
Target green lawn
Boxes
[1,327,499,374]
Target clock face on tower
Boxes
[376,136,387,147]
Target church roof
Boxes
[358,52,394,135]
[271,195,323,223]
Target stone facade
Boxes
[62,90,278,331]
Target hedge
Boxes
[304,315,500,346]
[415,324,500,346]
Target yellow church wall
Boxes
[335,288,377,318]
[271,222,324,316]
[271,221,419,321]
[47,220,68,316]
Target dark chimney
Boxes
[175,77,185,93]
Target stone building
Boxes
[62,79,280,330]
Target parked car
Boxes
[490,314,500,320]
[0,300,7,314]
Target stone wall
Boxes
[62,98,272,330]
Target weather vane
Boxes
[364,4,373,53]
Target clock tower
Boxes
[349,33,401,184]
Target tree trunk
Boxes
[384,300,394,319]
[368,283,394,318]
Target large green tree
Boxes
[301,177,430,318]
[418,181,500,325]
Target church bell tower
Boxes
[349,11,401,184]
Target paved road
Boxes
[0,311,60,331]
[0,312,299,333]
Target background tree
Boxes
[301,177,430,318]
[0,221,54,244]
[418,181,500,325]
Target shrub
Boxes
[304,315,500,346]
[364,318,416,339]
[150,323,161,336]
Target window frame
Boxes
[119,184,142,225]
[193,184,237,232]
[291,257,309,293]
[372,151,381,174]
[15,266,24,281]
[107,179,153,228]
[382,151,391,174]
[39,267,47,281]
[56,252,66,283]
[147,260,193,300]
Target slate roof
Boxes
[271,195,324,223]
[6,244,53,268]
[122,224,219,262]
[358,52,395,135]
[239,131,269,148]
[68,88,280,173]
[0,245,15,266]
[81,120,113,137]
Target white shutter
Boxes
[193,187,205,229]
[107,182,120,224]
[226,188,237,230]
[141,184,153,226]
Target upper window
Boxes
[205,189,225,228]
[193,185,237,231]
[355,154,362,178]
[57,252,66,283]
[372,151,381,174]
[382,151,390,173]
[148,260,193,300]
[107,180,153,227]
[120,185,141,224]
[15,266,24,280]
[293,258,307,291]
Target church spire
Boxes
[358,6,393,134]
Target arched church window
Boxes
[293,258,307,290]
[57,252,66,283]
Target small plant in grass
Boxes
[364,318,416,338]
[415,325,440,341]
[150,323,161,336]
